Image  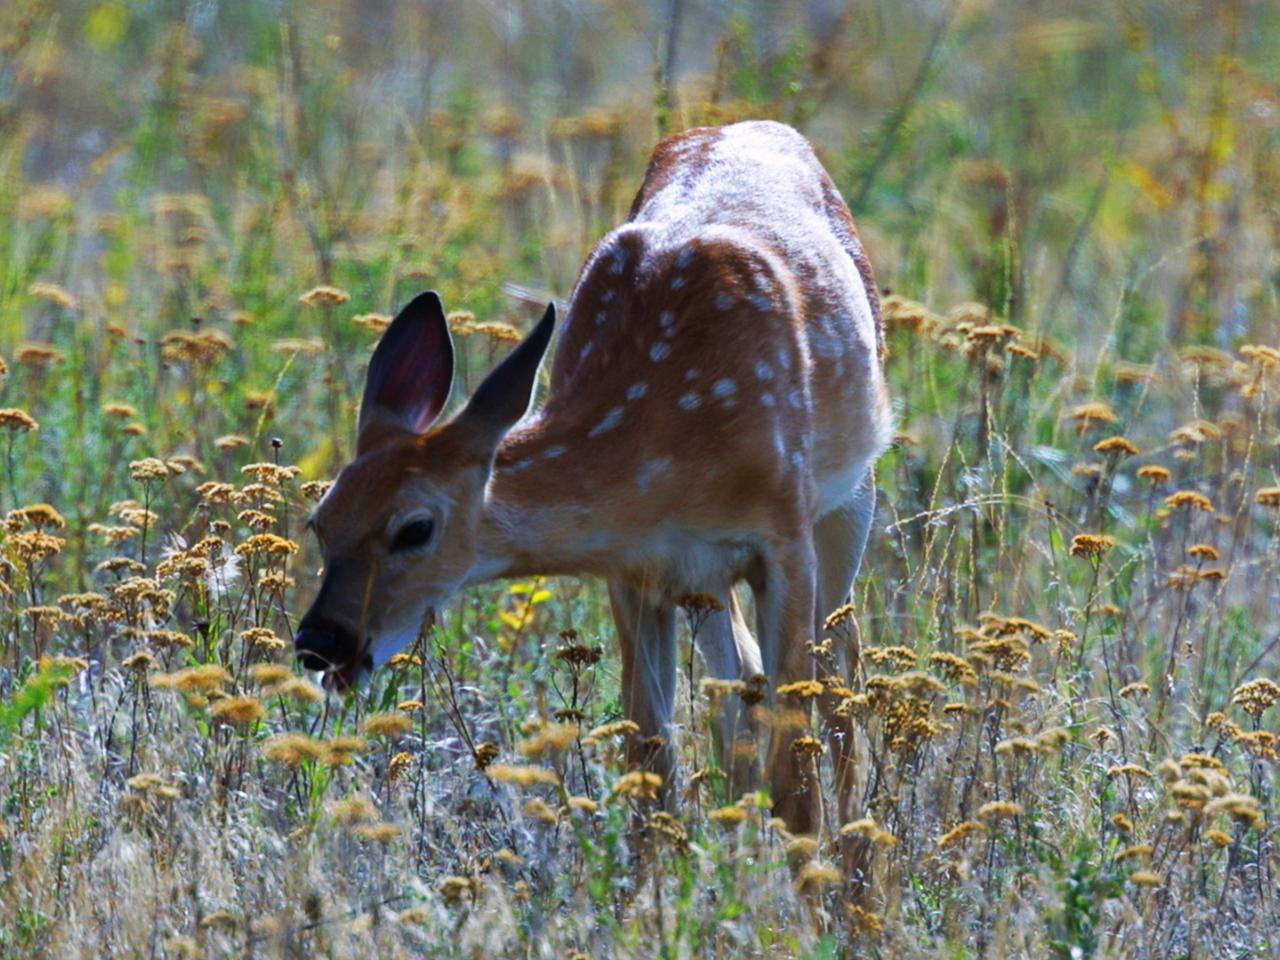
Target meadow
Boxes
[1,1,1279,956]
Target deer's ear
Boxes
[357,291,455,453]
[453,302,555,460]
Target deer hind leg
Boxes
[690,590,763,800]
[608,579,678,804]
[752,530,821,837]
[813,469,876,880]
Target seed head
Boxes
[1255,487,1280,508]
[937,820,987,850]
[1164,490,1214,513]
[1070,533,1116,558]
[264,733,326,766]
[1094,436,1139,457]
[29,281,77,309]
[298,285,350,306]
[1232,678,1280,718]
[1137,465,1171,485]
[611,770,662,800]
[977,800,1022,820]
[211,696,266,728]
[1068,402,1119,429]
[0,408,39,432]
[362,713,414,739]
[488,763,559,788]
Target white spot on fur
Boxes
[788,389,804,409]
[671,276,686,290]
[658,310,675,329]
[601,289,615,303]
[543,445,566,459]
[790,451,805,469]
[676,247,694,269]
[637,456,674,490]
[761,392,776,408]
[715,293,734,311]
[610,250,627,274]
[579,342,594,361]
[626,382,649,401]
[712,378,736,398]
[677,392,702,411]
[749,293,771,311]
[588,407,624,438]
[511,458,534,472]
[755,360,774,381]
[650,342,672,362]
[684,369,701,381]
[595,311,608,326]
[779,349,792,371]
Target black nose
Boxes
[295,620,355,672]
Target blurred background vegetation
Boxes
[2,1,1280,957]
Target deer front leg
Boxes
[608,579,678,802]
[753,534,821,837]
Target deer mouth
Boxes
[314,609,436,692]
[323,650,373,693]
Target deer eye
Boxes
[391,518,434,552]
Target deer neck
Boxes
[471,414,617,583]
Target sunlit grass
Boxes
[1,0,1279,956]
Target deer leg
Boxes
[813,470,876,816]
[608,579,678,803]
[691,590,763,799]
[813,469,877,885]
[753,532,820,837]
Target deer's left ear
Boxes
[453,302,555,461]
[357,291,455,453]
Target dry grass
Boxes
[1,1,1279,957]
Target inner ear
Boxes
[357,291,454,452]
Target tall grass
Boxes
[1,0,1278,956]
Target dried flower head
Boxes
[1068,402,1119,428]
[1255,487,1280,508]
[488,764,559,788]
[298,285,350,306]
[29,281,77,309]
[211,696,266,728]
[611,770,663,800]
[129,458,171,482]
[9,504,66,530]
[352,313,392,332]
[1137,465,1171,485]
[777,679,825,698]
[937,820,987,850]
[1240,343,1280,367]
[1070,533,1116,558]
[0,408,39,432]
[1232,678,1280,718]
[362,713,414,739]
[1095,436,1138,459]
[977,800,1023,820]
[1164,490,1214,513]
[264,733,326,766]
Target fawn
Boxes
[297,120,891,836]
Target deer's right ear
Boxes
[357,291,455,453]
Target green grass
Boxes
[1,1,1279,956]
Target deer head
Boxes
[296,291,555,688]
